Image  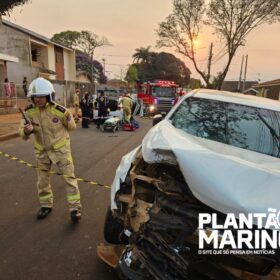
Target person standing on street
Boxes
[19,77,82,223]
[120,92,133,123]
[80,92,92,128]
[96,91,109,129]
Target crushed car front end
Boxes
[99,90,280,280]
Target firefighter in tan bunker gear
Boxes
[120,92,133,122]
[19,78,82,223]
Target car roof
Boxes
[187,89,280,111]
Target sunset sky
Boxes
[5,0,280,83]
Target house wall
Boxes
[76,74,91,83]
[0,23,33,92]
[0,61,7,82]
[63,50,76,81]
[52,80,94,106]
[0,21,77,102]
[47,45,56,72]
[263,87,280,101]
[53,82,66,106]
[39,45,49,69]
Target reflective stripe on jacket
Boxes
[19,102,76,152]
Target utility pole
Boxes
[206,42,213,82]
[258,73,261,83]
[242,55,248,92]
[237,55,244,92]
[91,52,94,83]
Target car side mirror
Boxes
[152,114,163,126]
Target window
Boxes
[170,97,280,158]
[31,48,40,62]
[151,86,176,98]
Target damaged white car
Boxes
[98,89,280,280]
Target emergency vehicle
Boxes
[136,80,178,115]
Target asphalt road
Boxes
[0,117,152,280]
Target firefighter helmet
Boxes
[28,77,55,99]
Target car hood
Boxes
[112,120,280,218]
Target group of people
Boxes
[74,89,134,129]
[74,89,110,129]
[2,77,28,98]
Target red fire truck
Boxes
[137,80,179,115]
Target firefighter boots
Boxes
[70,210,81,223]
[37,207,52,219]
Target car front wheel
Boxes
[104,206,128,244]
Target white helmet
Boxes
[28,77,55,99]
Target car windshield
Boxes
[151,86,176,98]
[170,97,280,158]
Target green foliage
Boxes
[0,0,31,15]
[52,31,80,49]
[130,49,191,86]
[125,65,138,86]
[76,51,106,84]
[51,30,111,57]
[132,46,152,64]
[188,78,202,89]
[79,31,111,57]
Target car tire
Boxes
[104,206,128,244]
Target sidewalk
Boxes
[0,113,21,141]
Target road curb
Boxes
[0,132,19,141]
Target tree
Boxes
[125,65,138,88]
[153,52,191,86]
[51,31,81,49]
[78,31,111,59]
[128,50,191,86]
[0,0,31,15]
[188,78,202,89]
[132,46,152,64]
[76,51,107,84]
[77,31,111,82]
[132,46,156,82]
[52,30,111,82]
[52,30,111,57]
[156,0,280,89]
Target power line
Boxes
[105,63,129,66]
[99,54,132,57]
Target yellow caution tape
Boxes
[0,150,111,189]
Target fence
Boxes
[52,80,95,107]
[0,82,28,112]
[0,81,95,111]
